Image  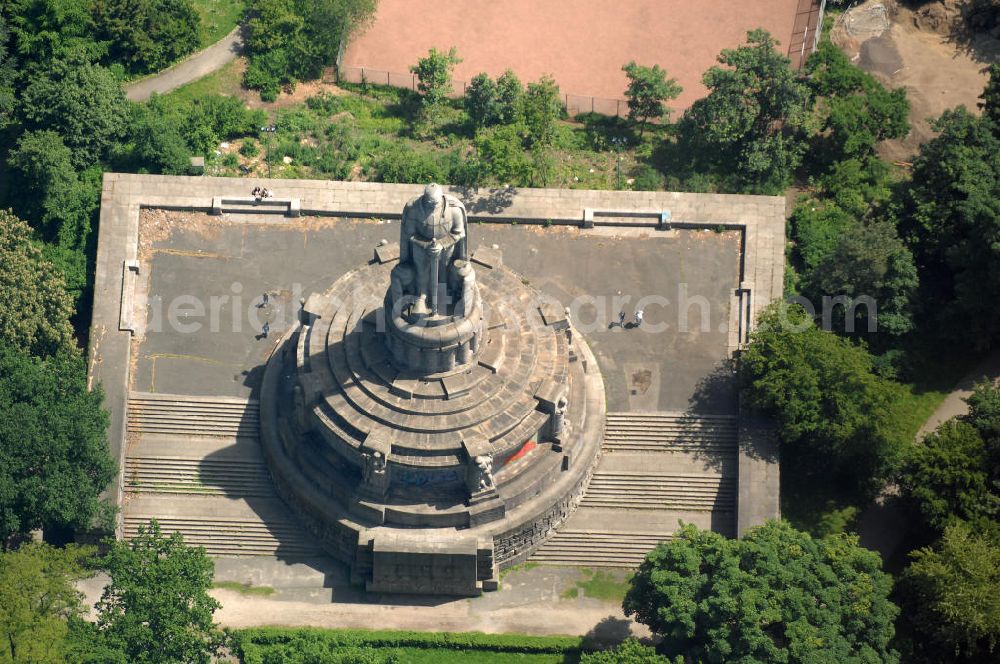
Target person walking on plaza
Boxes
[634,309,644,328]
[261,321,270,339]
[618,310,626,328]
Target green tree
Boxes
[0,343,114,542]
[680,29,810,193]
[805,39,869,98]
[91,0,200,74]
[243,0,375,91]
[181,94,264,155]
[789,198,856,272]
[967,381,1000,481]
[494,69,524,125]
[900,420,998,530]
[901,521,1000,661]
[0,211,76,357]
[474,123,530,185]
[896,105,1000,347]
[7,130,97,250]
[825,81,909,160]
[522,75,562,147]
[409,46,461,111]
[621,61,681,137]
[623,521,898,663]
[18,55,129,167]
[96,520,225,664]
[740,303,900,485]
[0,543,94,663]
[292,0,376,81]
[128,96,192,174]
[980,62,1000,127]
[0,15,15,130]
[465,72,498,128]
[801,217,918,338]
[6,0,104,75]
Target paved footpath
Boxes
[125,28,242,102]
[79,561,649,640]
[917,350,1000,439]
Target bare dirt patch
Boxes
[834,0,998,161]
[240,67,351,111]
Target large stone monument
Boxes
[259,184,605,595]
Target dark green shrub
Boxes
[631,164,664,191]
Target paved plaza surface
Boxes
[133,213,739,413]
[91,175,783,635]
[341,0,809,111]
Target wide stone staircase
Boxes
[127,392,260,438]
[531,411,738,568]
[121,392,320,558]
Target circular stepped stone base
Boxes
[258,247,605,595]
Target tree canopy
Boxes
[96,520,225,664]
[623,520,898,663]
[0,211,77,357]
[18,54,129,168]
[901,521,1000,661]
[621,61,681,136]
[896,105,1000,348]
[740,303,901,482]
[0,343,113,543]
[92,0,200,74]
[0,543,94,663]
[679,29,810,193]
[410,46,462,111]
[800,217,917,339]
[900,420,998,531]
[522,75,562,147]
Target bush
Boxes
[371,144,446,183]
[183,95,264,154]
[473,124,530,185]
[232,627,583,664]
[240,140,260,158]
[631,164,664,191]
[465,72,498,128]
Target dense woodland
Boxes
[1,0,999,661]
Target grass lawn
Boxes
[158,58,245,108]
[562,568,633,602]
[883,351,983,444]
[212,580,275,596]
[191,0,245,48]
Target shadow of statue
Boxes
[450,185,518,215]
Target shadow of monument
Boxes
[451,185,518,215]
[202,336,461,607]
[684,359,740,476]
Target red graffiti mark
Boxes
[504,440,536,466]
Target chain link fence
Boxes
[338,65,628,118]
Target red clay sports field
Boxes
[340,0,820,113]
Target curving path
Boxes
[916,350,1000,439]
[125,27,243,102]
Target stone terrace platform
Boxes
[91,174,782,582]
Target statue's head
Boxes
[422,183,443,208]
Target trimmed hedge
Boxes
[232,627,584,663]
